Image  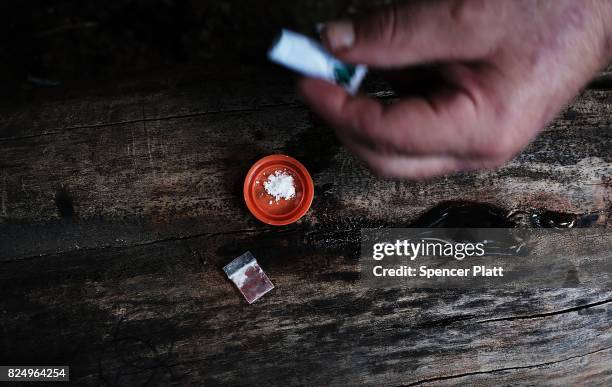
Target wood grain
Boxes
[0,66,611,385]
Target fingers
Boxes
[337,130,496,179]
[321,1,500,67]
[300,1,516,179]
[298,77,490,158]
[343,138,463,179]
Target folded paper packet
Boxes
[268,29,367,94]
[223,251,274,304]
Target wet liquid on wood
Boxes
[306,201,599,256]
[411,201,599,229]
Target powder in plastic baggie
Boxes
[223,251,274,304]
[264,170,296,202]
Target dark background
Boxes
[0,0,384,105]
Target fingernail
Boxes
[323,20,355,51]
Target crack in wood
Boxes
[0,101,299,142]
[406,345,612,386]
[474,298,612,323]
[0,226,288,264]
[2,73,611,143]
[405,297,612,331]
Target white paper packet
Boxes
[268,29,367,94]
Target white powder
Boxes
[229,259,259,288]
[264,170,296,202]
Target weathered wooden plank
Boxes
[1,63,611,141]
[0,74,610,260]
[0,65,610,385]
[406,347,612,386]
[0,66,302,141]
[1,228,611,385]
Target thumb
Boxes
[322,2,499,67]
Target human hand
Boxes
[299,0,612,179]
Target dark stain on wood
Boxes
[528,209,599,228]
[410,201,515,228]
[54,186,76,219]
